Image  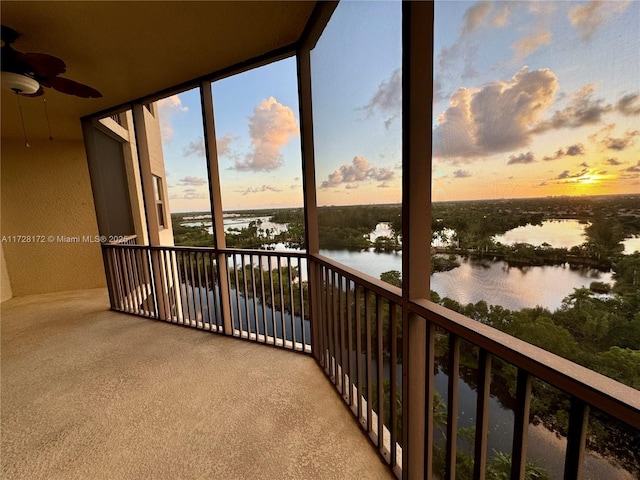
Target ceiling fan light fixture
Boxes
[1,71,40,94]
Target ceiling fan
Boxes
[1,24,102,98]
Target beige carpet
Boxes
[1,288,392,479]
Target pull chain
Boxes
[43,98,53,141]
[15,92,30,148]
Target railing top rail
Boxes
[309,253,402,304]
[101,242,307,259]
[221,247,307,259]
[411,298,640,429]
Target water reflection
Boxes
[493,219,587,249]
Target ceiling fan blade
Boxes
[1,25,20,45]
[17,52,66,78]
[49,76,102,98]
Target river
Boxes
[184,217,616,312]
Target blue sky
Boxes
[158,1,639,213]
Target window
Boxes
[153,175,165,229]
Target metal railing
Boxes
[102,244,310,352]
[101,243,640,480]
[310,254,404,475]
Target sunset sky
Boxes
[159,1,639,212]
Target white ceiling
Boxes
[1,1,316,140]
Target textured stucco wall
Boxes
[1,139,106,296]
[1,243,12,302]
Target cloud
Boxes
[507,151,535,165]
[617,93,640,116]
[433,67,557,160]
[533,84,611,133]
[177,176,207,186]
[462,2,491,35]
[363,69,401,128]
[233,97,298,171]
[183,139,205,157]
[538,181,548,186]
[566,144,585,156]
[556,167,589,180]
[169,189,207,201]
[216,133,234,157]
[600,129,640,151]
[320,156,395,188]
[234,185,283,196]
[490,5,511,27]
[157,95,188,142]
[605,158,622,166]
[569,1,631,41]
[511,30,552,60]
[453,169,471,178]
[626,161,640,173]
[543,143,585,161]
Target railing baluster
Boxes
[189,251,199,327]
[355,284,363,423]
[446,335,460,480]
[425,322,435,479]
[195,251,206,328]
[323,266,331,372]
[268,256,277,345]
[325,267,334,376]
[145,249,158,318]
[202,251,212,330]
[389,302,398,469]
[184,252,198,327]
[232,253,241,335]
[473,349,492,480]
[167,249,181,323]
[278,255,286,347]
[250,254,259,340]
[110,248,124,310]
[148,249,161,319]
[241,253,250,338]
[298,257,307,351]
[511,369,532,480]
[123,247,136,313]
[179,251,190,324]
[209,252,221,330]
[125,248,137,313]
[118,247,129,312]
[332,270,340,385]
[365,288,372,434]
[259,256,268,343]
[376,294,384,450]
[134,248,145,314]
[346,280,354,407]
[338,274,346,395]
[564,398,589,480]
[129,248,141,313]
[287,256,296,349]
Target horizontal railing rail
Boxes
[102,243,639,480]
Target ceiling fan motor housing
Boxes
[1,71,40,94]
